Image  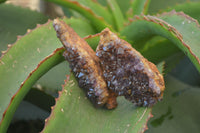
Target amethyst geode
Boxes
[96,29,165,107]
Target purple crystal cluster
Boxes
[96,29,165,107]
[53,19,165,108]
[53,19,109,107]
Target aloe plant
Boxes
[0,0,200,132]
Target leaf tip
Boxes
[140,109,153,133]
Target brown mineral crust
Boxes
[96,28,165,107]
[105,90,118,109]
[53,19,109,107]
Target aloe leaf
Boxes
[35,61,70,94]
[132,0,151,15]
[147,75,200,133]
[148,0,198,14]
[156,61,165,76]
[164,2,200,22]
[163,52,185,74]
[170,56,200,86]
[0,47,65,133]
[115,0,131,16]
[141,36,184,73]
[141,36,180,63]
[43,61,164,133]
[45,0,112,32]
[121,11,200,73]
[0,4,48,55]
[0,18,96,132]
[71,0,114,26]
[33,17,99,94]
[23,88,55,113]
[107,0,125,31]
[42,74,152,133]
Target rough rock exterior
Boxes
[53,19,111,107]
[53,19,165,108]
[96,28,165,107]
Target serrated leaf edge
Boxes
[128,10,200,66]
[0,47,65,131]
[0,19,52,64]
[47,0,112,31]
[42,74,71,132]
[139,109,153,133]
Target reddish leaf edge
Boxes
[158,11,200,65]
[45,0,113,31]
[0,47,65,132]
[0,19,52,62]
[128,10,200,70]
[42,73,153,133]
[42,74,70,131]
[0,19,55,132]
[159,1,200,14]
[66,0,105,21]
[0,46,64,120]
[139,108,153,133]
[138,60,166,132]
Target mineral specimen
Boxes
[96,28,165,107]
[53,19,116,108]
[53,19,165,108]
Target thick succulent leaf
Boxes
[163,52,185,74]
[45,0,112,32]
[164,2,200,22]
[115,0,131,17]
[42,74,152,133]
[148,0,199,14]
[121,11,200,73]
[0,4,48,55]
[34,38,101,94]
[140,33,183,74]
[141,36,180,63]
[43,62,164,133]
[147,75,200,133]
[0,47,65,133]
[70,0,114,26]
[107,0,125,31]
[132,0,151,15]
[0,18,96,132]
[7,88,55,125]
[170,56,200,86]
[35,61,70,94]
[23,88,55,113]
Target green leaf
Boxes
[147,75,200,133]
[163,52,185,74]
[23,88,55,113]
[35,61,70,94]
[115,0,131,17]
[45,0,112,32]
[0,18,96,132]
[164,2,200,22]
[42,74,152,133]
[156,61,165,74]
[141,36,180,63]
[0,47,65,133]
[0,4,48,55]
[121,11,200,73]
[71,0,114,26]
[132,0,151,15]
[170,56,200,86]
[107,0,125,31]
[148,0,199,14]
